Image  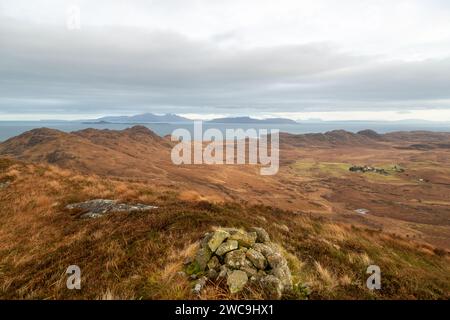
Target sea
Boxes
[0,120,449,142]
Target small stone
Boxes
[200,233,213,248]
[266,252,287,269]
[260,275,283,299]
[246,248,267,270]
[257,270,267,279]
[249,227,271,243]
[215,240,239,256]
[243,257,254,267]
[192,276,207,294]
[207,256,220,270]
[225,249,247,269]
[229,230,257,247]
[240,264,258,277]
[189,274,198,280]
[207,269,218,280]
[227,270,248,294]
[253,243,275,257]
[218,265,230,279]
[274,223,290,232]
[208,230,230,252]
[271,264,293,291]
[195,246,212,271]
[256,216,267,222]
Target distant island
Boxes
[208,116,298,124]
[82,113,191,123]
[77,114,298,124]
[81,120,111,124]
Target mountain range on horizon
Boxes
[208,116,298,124]
[78,113,300,124]
[87,113,191,123]
[39,113,450,124]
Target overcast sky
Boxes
[1,0,450,121]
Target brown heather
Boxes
[0,158,449,300]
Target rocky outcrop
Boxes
[65,199,158,218]
[186,227,293,299]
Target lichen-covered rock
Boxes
[215,240,238,256]
[253,243,275,257]
[266,252,286,269]
[260,275,283,299]
[208,230,230,252]
[195,246,212,271]
[246,248,267,270]
[200,233,213,248]
[227,270,248,294]
[218,265,230,279]
[250,227,271,243]
[240,264,258,277]
[221,227,240,235]
[271,264,292,292]
[225,249,247,269]
[207,256,220,270]
[229,230,257,247]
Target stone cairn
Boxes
[186,227,293,299]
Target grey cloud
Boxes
[1,15,450,116]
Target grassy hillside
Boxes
[0,158,449,299]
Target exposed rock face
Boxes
[65,199,157,218]
[186,227,293,298]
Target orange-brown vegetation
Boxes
[0,127,449,299]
